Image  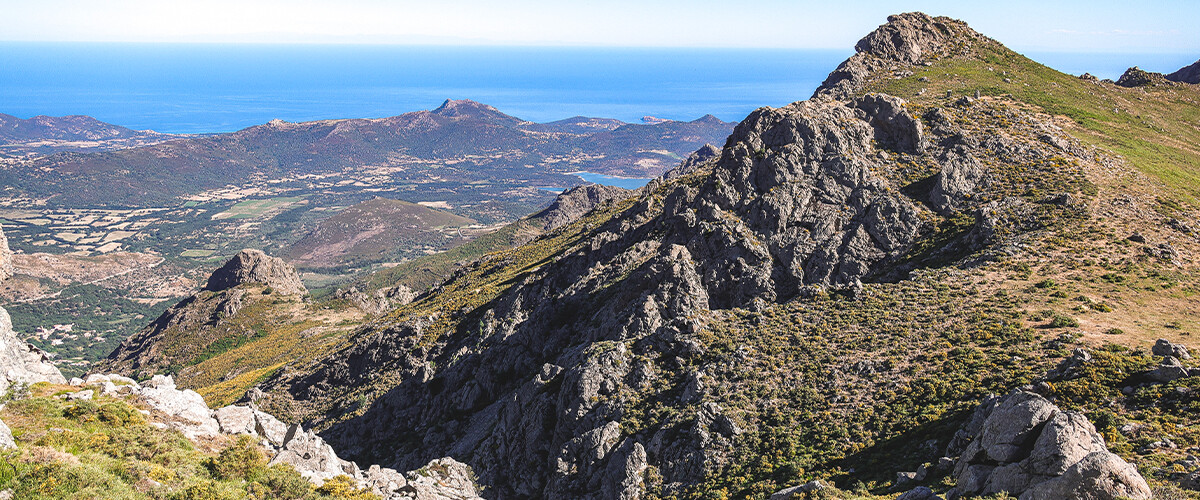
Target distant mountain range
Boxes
[0,100,734,207]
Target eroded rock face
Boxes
[535,184,633,232]
[951,391,1151,499]
[204,249,307,296]
[661,144,721,181]
[816,13,993,100]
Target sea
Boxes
[0,43,1194,136]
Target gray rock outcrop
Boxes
[1153,338,1191,359]
[70,373,480,498]
[534,184,633,232]
[204,249,307,296]
[661,144,721,181]
[1115,67,1168,88]
[1167,59,1200,84]
[815,13,994,100]
[950,391,1151,499]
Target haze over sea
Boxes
[1,43,1195,135]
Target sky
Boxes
[0,0,1196,53]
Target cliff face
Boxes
[241,13,1112,498]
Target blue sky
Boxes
[0,0,1196,52]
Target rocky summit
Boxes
[204,248,308,296]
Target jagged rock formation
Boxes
[236,12,1107,499]
[1168,59,1200,84]
[337,284,417,316]
[815,12,997,100]
[660,144,721,181]
[1115,66,1172,88]
[102,249,308,378]
[948,391,1151,499]
[534,184,634,231]
[0,228,66,395]
[204,249,307,296]
[71,373,483,499]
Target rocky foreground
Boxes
[22,373,483,499]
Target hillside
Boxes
[190,13,1200,499]
[0,113,179,156]
[75,12,1200,500]
[0,100,733,208]
[285,198,480,271]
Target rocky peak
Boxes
[1116,66,1171,88]
[1167,59,1200,84]
[816,13,992,100]
[661,143,721,181]
[431,98,524,125]
[204,249,307,296]
[855,12,973,64]
[533,184,633,231]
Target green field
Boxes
[214,196,306,220]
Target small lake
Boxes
[572,171,653,190]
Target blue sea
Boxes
[0,43,1194,135]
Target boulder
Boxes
[66,389,94,401]
[400,458,484,499]
[952,391,1151,499]
[1153,338,1191,359]
[253,409,289,447]
[769,480,825,499]
[269,424,357,485]
[853,93,925,153]
[1146,356,1190,383]
[138,384,220,439]
[896,486,943,500]
[203,249,307,296]
[1020,451,1152,500]
[362,464,408,497]
[213,405,257,435]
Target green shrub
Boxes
[207,435,267,481]
[1048,314,1078,328]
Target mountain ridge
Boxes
[211,11,1191,499]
